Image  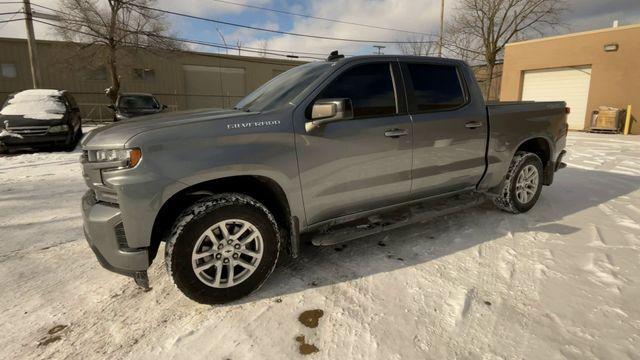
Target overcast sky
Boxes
[0,0,638,58]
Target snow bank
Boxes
[0,89,66,120]
[0,132,639,359]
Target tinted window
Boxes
[407,64,465,112]
[318,63,396,118]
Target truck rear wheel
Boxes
[493,151,543,214]
[165,193,281,304]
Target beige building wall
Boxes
[0,37,304,120]
[500,24,640,134]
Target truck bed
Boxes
[479,101,568,193]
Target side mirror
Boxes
[107,104,116,111]
[162,104,168,110]
[306,98,353,131]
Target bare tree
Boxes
[443,28,481,64]
[448,0,565,99]
[397,35,436,56]
[55,0,179,103]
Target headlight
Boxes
[48,124,69,133]
[116,113,128,120]
[88,148,142,169]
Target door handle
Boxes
[465,121,483,129]
[384,128,409,138]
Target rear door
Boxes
[294,60,413,225]
[401,61,487,199]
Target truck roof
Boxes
[325,54,467,67]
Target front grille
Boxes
[7,126,50,136]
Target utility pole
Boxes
[23,0,42,88]
[438,0,444,57]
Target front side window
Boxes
[318,62,397,118]
[406,63,466,112]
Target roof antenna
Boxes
[327,50,344,61]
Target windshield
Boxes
[118,95,159,110]
[0,91,66,120]
[235,62,332,112]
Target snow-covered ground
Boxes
[1,133,639,359]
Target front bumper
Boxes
[82,190,149,277]
[1,133,70,149]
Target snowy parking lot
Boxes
[1,132,639,359]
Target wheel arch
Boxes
[514,136,554,185]
[148,175,293,263]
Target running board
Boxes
[311,193,486,246]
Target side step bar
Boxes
[311,193,486,246]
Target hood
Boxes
[1,114,66,128]
[82,108,252,149]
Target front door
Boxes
[294,61,413,225]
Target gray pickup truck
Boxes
[81,54,567,304]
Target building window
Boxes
[133,68,155,81]
[1,63,17,78]
[86,66,107,81]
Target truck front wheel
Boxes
[493,151,544,214]
[165,193,281,304]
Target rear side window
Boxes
[318,63,397,118]
[406,63,466,112]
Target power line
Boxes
[32,18,325,61]
[0,10,22,15]
[0,17,23,24]
[29,2,343,58]
[123,2,438,44]
[209,0,434,37]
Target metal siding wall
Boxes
[0,38,304,120]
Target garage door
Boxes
[521,66,592,130]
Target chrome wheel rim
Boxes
[515,164,539,204]
[191,219,263,288]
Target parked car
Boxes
[109,93,167,121]
[0,89,82,152]
[80,54,568,304]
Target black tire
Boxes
[493,151,544,214]
[165,193,281,304]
